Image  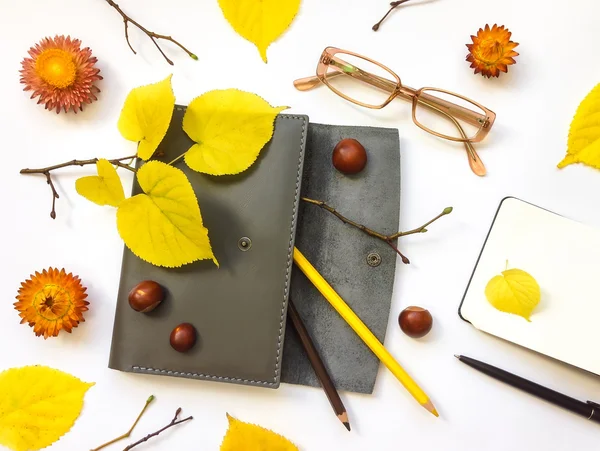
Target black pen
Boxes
[455,354,600,424]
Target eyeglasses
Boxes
[293,47,496,176]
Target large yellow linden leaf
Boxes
[484,268,541,322]
[217,0,301,63]
[75,159,125,207]
[117,75,175,161]
[220,414,298,451]
[0,366,94,451]
[182,89,287,175]
[116,161,217,268]
[558,83,600,169]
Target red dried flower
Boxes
[19,35,102,113]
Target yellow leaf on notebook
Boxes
[75,159,125,207]
[182,89,287,175]
[558,83,600,169]
[116,161,217,268]
[0,366,94,451]
[485,268,541,321]
[217,0,301,63]
[117,75,175,160]
[220,414,298,451]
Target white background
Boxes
[2,0,600,450]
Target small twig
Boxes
[44,173,60,220]
[372,0,412,31]
[103,0,198,65]
[123,19,136,55]
[386,240,410,264]
[123,408,193,451]
[20,155,137,174]
[20,155,137,219]
[167,152,187,167]
[302,197,452,264]
[387,208,452,240]
[301,197,389,240]
[91,395,155,451]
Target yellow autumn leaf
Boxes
[75,159,125,207]
[0,366,94,451]
[484,268,541,321]
[117,75,175,160]
[220,414,298,451]
[182,89,287,175]
[116,161,217,268]
[558,82,600,169]
[217,0,301,63]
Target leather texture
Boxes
[281,123,400,394]
[108,107,307,388]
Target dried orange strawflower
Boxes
[466,24,519,78]
[15,268,89,339]
[19,35,102,113]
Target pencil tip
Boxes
[422,400,439,417]
[338,411,350,430]
[454,354,460,359]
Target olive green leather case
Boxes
[108,108,307,388]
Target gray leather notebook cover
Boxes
[281,123,400,394]
[108,107,307,389]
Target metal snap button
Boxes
[238,237,252,251]
[367,252,381,267]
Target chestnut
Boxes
[128,280,165,313]
[399,306,433,338]
[170,323,197,353]
[332,138,368,174]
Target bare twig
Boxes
[20,155,137,219]
[123,19,136,55]
[103,0,198,65]
[302,197,389,240]
[123,408,193,451]
[167,152,187,167]
[372,0,412,31]
[44,172,60,220]
[21,156,137,175]
[387,208,452,240]
[386,240,410,264]
[301,197,452,264]
[91,395,155,451]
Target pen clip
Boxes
[586,400,600,410]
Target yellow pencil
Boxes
[293,247,439,417]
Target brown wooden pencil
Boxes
[287,297,351,431]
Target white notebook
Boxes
[460,197,600,375]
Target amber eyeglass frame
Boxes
[293,47,496,176]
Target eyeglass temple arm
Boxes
[293,66,487,128]
[416,90,488,129]
[294,70,414,102]
[419,99,486,176]
[294,74,332,91]
[293,71,399,95]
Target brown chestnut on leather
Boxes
[128,280,164,313]
[332,138,368,174]
[170,323,197,352]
